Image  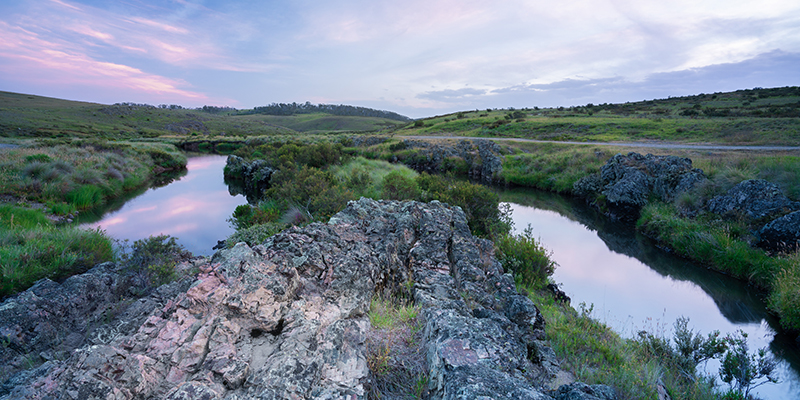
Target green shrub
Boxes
[495,225,556,287]
[226,222,288,247]
[119,234,189,290]
[381,170,420,200]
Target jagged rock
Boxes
[554,382,616,400]
[706,179,799,221]
[0,262,195,391]
[574,153,706,221]
[223,155,275,201]
[2,199,562,399]
[402,139,505,183]
[757,210,800,252]
[349,136,388,147]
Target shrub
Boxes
[226,222,287,247]
[119,234,189,291]
[381,170,419,200]
[495,225,556,287]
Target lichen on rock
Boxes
[1,198,602,400]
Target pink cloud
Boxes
[127,17,189,35]
[0,22,208,101]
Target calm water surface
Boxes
[76,158,800,398]
[79,155,246,256]
[502,188,800,400]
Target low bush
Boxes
[118,234,190,291]
[381,170,420,200]
[226,222,288,247]
[495,225,556,287]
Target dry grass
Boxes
[365,296,428,399]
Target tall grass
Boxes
[0,206,114,297]
[768,253,800,331]
[0,141,186,212]
[528,289,719,400]
[637,203,783,287]
[501,144,612,193]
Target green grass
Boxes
[0,206,114,297]
[0,141,186,211]
[769,254,800,332]
[398,87,800,146]
[329,156,418,199]
[0,91,405,140]
[501,143,613,192]
[528,288,719,400]
[366,295,427,399]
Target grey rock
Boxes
[401,139,505,183]
[757,210,800,252]
[2,199,560,399]
[223,155,275,201]
[555,382,616,400]
[707,179,799,221]
[574,152,707,221]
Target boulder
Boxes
[757,210,800,252]
[706,179,800,221]
[223,155,275,201]
[2,199,563,399]
[401,139,505,183]
[574,153,706,221]
[554,382,616,400]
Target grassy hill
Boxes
[0,91,407,141]
[400,86,800,145]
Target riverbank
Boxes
[0,139,187,297]
[352,137,800,336]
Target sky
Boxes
[1,0,799,118]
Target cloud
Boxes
[416,88,487,101]
[0,21,208,102]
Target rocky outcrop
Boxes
[757,211,800,252]
[573,152,706,221]
[1,199,590,399]
[0,262,198,394]
[223,155,275,201]
[401,139,505,183]
[706,179,800,221]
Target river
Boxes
[501,188,800,399]
[78,154,247,256]
[79,155,800,398]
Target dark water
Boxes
[79,155,247,256]
[502,188,800,400]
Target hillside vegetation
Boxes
[401,86,800,145]
[0,91,407,140]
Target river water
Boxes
[78,154,247,256]
[501,188,800,399]
[78,155,799,398]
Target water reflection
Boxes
[79,155,247,256]
[501,187,800,400]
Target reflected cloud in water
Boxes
[503,189,800,400]
[81,155,247,256]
